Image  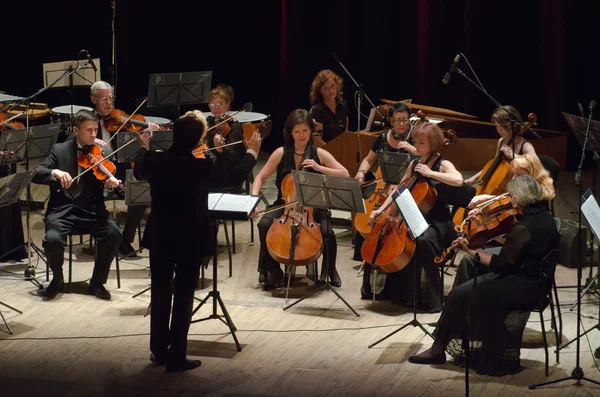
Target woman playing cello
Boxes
[367,122,463,311]
[251,109,349,290]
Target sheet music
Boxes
[392,185,429,239]
[209,193,260,215]
[581,192,600,241]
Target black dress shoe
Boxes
[328,268,342,288]
[263,268,283,291]
[88,284,111,300]
[38,278,64,299]
[595,346,600,360]
[119,241,138,258]
[150,353,166,366]
[408,351,446,365]
[166,358,201,372]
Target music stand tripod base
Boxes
[191,252,242,352]
[0,301,23,335]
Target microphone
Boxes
[85,51,98,73]
[577,102,585,117]
[442,54,461,85]
[589,100,597,116]
[332,52,341,63]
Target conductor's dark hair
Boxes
[173,112,206,152]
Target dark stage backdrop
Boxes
[1,0,598,169]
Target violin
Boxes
[435,201,521,264]
[361,129,456,273]
[103,109,167,133]
[210,114,234,138]
[76,144,124,191]
[192,143,209,159]
[452,113,537,225]
[0,112,25,131]
[265,173,322,266]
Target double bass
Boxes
[452,113,537,225]
[361,130,456,273]
[265,173,322,267]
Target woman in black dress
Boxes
[309,69,348,147]
[252,109,349,289]
[409,175,560,376]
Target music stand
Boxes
[377,151,419,185]
[149,130,173,152]
[125,170,151,207]
[282,171,365,317]
[116,133,140,163]
[0,124,60,163]
[147,71,212,114]
[368,184,432,348]
[0,171,42,288]
[191,194,261,352]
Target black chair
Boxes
[538,154,560,216]
[45,232,121,293]
[529,247,561,377]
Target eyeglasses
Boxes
[391,118,410,124]
[98,95,115,103]
[209,102,225,108]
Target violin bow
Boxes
[104,98,148,146]
[191,140,244,155]
[206,109,247,134]
[0,112,25,127]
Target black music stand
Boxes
[116,133,140,163]
[148,71,212,115]
[368,185,432,348]
[0,171,42,287]
[149,130,173,152]
[282,171,365,317]
[377,151,419,185]
[0,124,60,164]
[191,193,261,352]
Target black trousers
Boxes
[122,205,146,244]
[257,208,337,276]
[149,245,204,363]
[42,207,122,285]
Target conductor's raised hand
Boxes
[136,131,151,150]
[245,130,262,153]
[52,169,73,190]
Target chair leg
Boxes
[552,281,562,362]
[539,310,549,377]
[549,301,559,363]
[115,248,121,289]
[137,225,142,252]
[67,235,73,293]
[222,220,233,277]
[250,218,254,244]
[232,221,236,254]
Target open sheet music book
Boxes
[208,193,261,221]
[581,189,600,241]
[391,185,429,239]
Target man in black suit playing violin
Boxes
[134,110,261,372]
[32,109,122,300]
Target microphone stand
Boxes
[528,106,600,390]
[332,54,384,171]
[453,67,541,141]
[15,57,93,286]
[110,0,117,94]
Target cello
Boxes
[452,113,537,225]
[354,110,427,237]
[361,130,456,273]
[265,173,322,267]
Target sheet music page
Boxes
[582,193,600,240]
[393,186,429,239]
[207,193,222,211]
[214,194,260,214]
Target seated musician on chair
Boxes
[367,123,463,311]
[409,175,560,376]
[251,109,349,290]
[90,80,159,258]
[134,110,261,372]
[453,153,556,287]
[464,105,536,185]
[33,109,122,300]
[353,102,417,271]
[205,84,247,189]
[309,69,349,148]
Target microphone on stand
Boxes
[589,100,597,116]
[442,54,461,85]
[84,50,98,73]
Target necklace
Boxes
[294,150,305,156]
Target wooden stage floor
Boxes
[1,155,600,397]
